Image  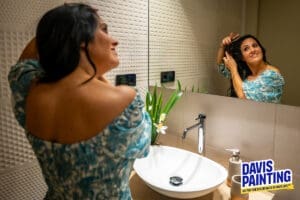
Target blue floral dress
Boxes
[218,63,285,103]
[8,60,151,200]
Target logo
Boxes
[241,159,294,194]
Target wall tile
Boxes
[273,174,299,200]
[169,92,277,161]
[274,104,300,175]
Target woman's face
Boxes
[240,38,263,65]
[87,18,119,74]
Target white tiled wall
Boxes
[0,0,148,199]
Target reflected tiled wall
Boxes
[149,0,243,95]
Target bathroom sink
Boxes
[133,145,227,199]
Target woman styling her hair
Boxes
[216,32,285,103]
[8,3,151,199]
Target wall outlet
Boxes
[161,71,175,83]
[115,74,136,86]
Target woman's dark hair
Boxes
[36,3,99,82]
[225,34,268,97]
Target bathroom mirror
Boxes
[148,0,300,107]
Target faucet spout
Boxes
[182,123,200,139]
[182,113,206,155]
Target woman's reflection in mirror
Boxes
[216,32,284,103]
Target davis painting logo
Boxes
[241,159,294,193]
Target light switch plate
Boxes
[116,74,136,86]
[161,71,175,83]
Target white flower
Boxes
[154,123,168,134]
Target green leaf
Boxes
[153,92,162,123]
[146,92,151,112]
[152,86,158,119]
[162,90,182,115]
[177,80,182,91]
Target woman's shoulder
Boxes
[264,65,284,81]
[87,83,136,108]
[115,85,137,100]
[259,65,285,85]
[266,65,281,74]
[75,83,138,137]
[80,81,137,123]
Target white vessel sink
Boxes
[133,145,227,199]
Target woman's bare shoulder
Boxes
[267,65,281,74]
[81,82,136,120]
[115,85,137,100]
[88,83,136,107]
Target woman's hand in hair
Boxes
[220,32,240,48]
[217,32,239,64]
[223,51,238,72]
[223,51,246,99]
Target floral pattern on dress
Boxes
[8,60,151,200]
[217,63,284,103]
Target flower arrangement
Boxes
[145,81,183,145]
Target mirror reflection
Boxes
[149,0,300,106]
[216,33,284,104]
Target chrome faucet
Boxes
[182,113,206,155]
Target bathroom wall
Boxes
[159,88,300,200]
[0,0,148,199]
[257,0,300,106]
[149,0,244,95]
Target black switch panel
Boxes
[161,71,175,83]
[116,74,136,86]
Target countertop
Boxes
[130,171,274,200]
[129,142,275,200]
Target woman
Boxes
[8,3,151,199]
[216,32,285,103]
